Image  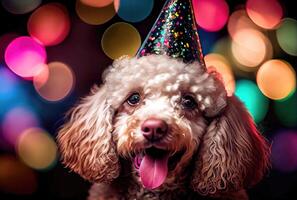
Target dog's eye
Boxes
[181,95,197,110]
[127,93,141,106]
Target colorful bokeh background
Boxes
[0,0,296,199]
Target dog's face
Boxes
[105,55,226,189]
[58,55,269,196]
[111,59,220,189]
[115,90,205,189]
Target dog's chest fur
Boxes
[89,180,208,200]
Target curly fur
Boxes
[191,96,270,197]
[57,85,120,182]
[57,54,270,200]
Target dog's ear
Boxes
[57,85,120,183]
[191,95,270,196]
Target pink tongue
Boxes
[139,153,169,190]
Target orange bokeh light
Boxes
[76,0,116,25]
[27,3,70,46]
[0,155,37,194]
[204,53,235,96]
[257,59,296,100]
[80,0,113,8]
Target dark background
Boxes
[1,0,297,199]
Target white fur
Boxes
[104,55,227,117]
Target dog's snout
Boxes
[141,118,168,141]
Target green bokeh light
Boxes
[235,80,269,123]
[274,91,297,127]
[276,18,297,56]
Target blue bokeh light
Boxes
[198,29,219,55]
[0,65,32,120]
[235,79,269,123]
[117,0,154,23]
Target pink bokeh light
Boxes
[1,107,39,148]
[246,0,283,29]
[4,36,47,78]
[192,0,229,32]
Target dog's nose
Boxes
[141,118,168,141]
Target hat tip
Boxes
[137,0,205,66]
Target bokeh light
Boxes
[192,0,229,32]
[0,155,37,194]
[204,53,235,96]
[80,0,113,8]
[276,18,297,56]
[27,3,70,46]
[235,80,269,123]
[0,67,30,120]
[0,67,19,101]
[274,92,297,127]
[231,29,272,69]
[198,29,219,55]
[76,0,116,25]
[1,107,39,147]
[211,36,250,77]
[257,59,296,100]
[272,131,297,172]
[115,0,154,23]
[246,0,283,29]
[211,36,232,62]
[4,36,47,78]
[32,63,49,88]
[101,22,141,59]
[1,0,42,14]
[227,9,259,40]
[34,61,75,102]
[17,128,58,170]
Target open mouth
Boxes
[134,147,183,190]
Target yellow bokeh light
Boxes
[17,128,58,170]
[34,61,74,102]
[257,59,296,100]
[204,53,235,96]
[101,22,141,59]
[231,29,270,68]
[76,0,116,25]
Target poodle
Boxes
[57,54,270,200]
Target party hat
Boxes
[137,0,205,66]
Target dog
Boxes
[57,54,270,200]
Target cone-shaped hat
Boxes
[137,0,205,66]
